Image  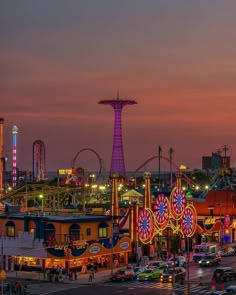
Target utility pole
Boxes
[110,217,114,276]
[0,229,6,295]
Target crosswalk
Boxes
[104,281,211,294]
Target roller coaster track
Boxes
[1,183,82,211]
[135,155,196,186]
[71,148,106,180]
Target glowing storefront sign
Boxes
[120,241,129,250]
[204,216,215,225]
[57,169,73,175]
[224,214,230,228]
[89,245,101,254]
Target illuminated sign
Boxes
[224,214,230,228]
[204,216,215,225]
[120,241,129,250]
[57,169,73,175]
[89,245,101,254]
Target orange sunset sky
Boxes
[1,1,236,173]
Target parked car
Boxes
[111,269,135,282]
[199,254,221,267]
[230,245,236,254]
[147,260,166,269]
[160,266,185,283]
[213,267,236,282]
[218,247,235,257]
[137,268,163,281]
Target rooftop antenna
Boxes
[116,88,119,100]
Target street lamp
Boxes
[0,229,6,295]
[185,193,193,295]
[39,194,44,212]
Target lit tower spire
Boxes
[0,118,4,195]
[98,93,137,177]
[12,125,18,188]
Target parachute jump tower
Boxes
[98,93,137,177]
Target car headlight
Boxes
[207,261,210,264]
[199,261,202,263]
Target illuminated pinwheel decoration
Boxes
[153,193,169,229]
[137,208,154,242]
[171,187,187,218]
[181,205,197,237]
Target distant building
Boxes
[202,153,231,170]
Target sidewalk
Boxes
[4,268,116,295]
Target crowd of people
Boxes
[3,282,27,295]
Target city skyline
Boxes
[1,1,236,173]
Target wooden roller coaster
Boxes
[1,183,83,212]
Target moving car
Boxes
[111,269,135,282]
[225,285,236,294]
[160,267,185,283]
[213,267,236,282]
[193,242,219,263]
[199,254,221,267]
[137,268,163,281]
[133,266,145,279]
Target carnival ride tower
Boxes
[12,125,18,188]
[98,94,137,177]
[33,140,48,181]
[0,118,4,195]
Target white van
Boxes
[193,243,219,263]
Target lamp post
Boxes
[39,194,44,212]
[110,217,114,276]
[0,229,6,295]
[185,193,193,295]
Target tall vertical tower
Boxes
[0,118,4,195]
[98,94,137,177]
[12,125,18,188]
[33,139,48,181]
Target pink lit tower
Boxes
[98,92,137,177]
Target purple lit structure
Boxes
[98,94,137,177]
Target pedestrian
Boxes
[15,282,22,295]
[22,285,27,295]
[69,270,73,281]
[74,270,77,280]
[88,270,93,282]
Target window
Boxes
[208,206,214,217]
[5,221,15,237]
[69,224,80,240]
[86,228,91,236]
[98,222,108,238]
[44,223,55,241]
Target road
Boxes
[44,284,180,295]
[9,255,236,295]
